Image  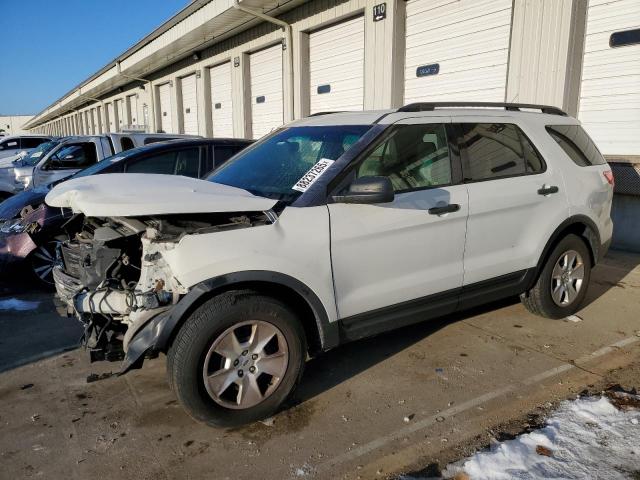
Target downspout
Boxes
[232,0,294,122]
[116,61,155,133]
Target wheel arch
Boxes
[534,215,601,283]
[157,271,339,358]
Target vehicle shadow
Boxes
[290,297,516,408]
[581,249,640,309]
[290,249,639,409]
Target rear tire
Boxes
[167,290,306,427]
[520,234,591,319]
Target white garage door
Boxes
[127,94,139,125]
[578,0,640,157]
[309,16,365,114]
[181,74,199,135]
[404,0,512,103]
[210,62,234,137]
[250,44,284,139]
[115,99,125,131]
[158,83,174,133]
[106,103,115,132]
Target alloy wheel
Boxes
[550,249,585,306]
[30,240,62,285]
[202,320,289,409]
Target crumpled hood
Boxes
[45,173,278,217]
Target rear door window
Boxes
[458,123,545,182]
[121,137,135,151]
[0,139,19,150]
[21,138,48,149]
[125,148,201,177]
[213,145,244,168]
[546,125,606,166]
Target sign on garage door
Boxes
[106,103,115,132]
[309,15,365,114]
[250,44,284,139]
[579,0,640,157]
[158,83,174,133]
[210,62,234,137]
[404,0,512,103]
[115,99,125,131]
[127,94,139,126]
[181,74,199,135]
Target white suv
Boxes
[48,103,613,426]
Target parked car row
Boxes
[0,133,252,284]
[35,103,614,428]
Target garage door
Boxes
[127,94,139,126]
[404,0,512,103]
[578,0,640,157]
[115,99,125,131]
[181,74,199,135]
[249,44,284,139]
[309,16,365,114]
[210,62,234,137]
[158,83,174,133]
[106,103,115,132]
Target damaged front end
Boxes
[54,210,277,373]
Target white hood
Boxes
[45,173,278,217]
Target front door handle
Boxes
[428,204,460,215]
[538,185,559,195]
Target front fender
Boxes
[119,271,338,375]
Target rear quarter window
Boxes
[546,125,606,167]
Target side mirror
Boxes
[332,176,394,204]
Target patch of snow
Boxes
[442,395,640,480]
[0,298,39,311]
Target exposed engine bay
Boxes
[53,211,277,364]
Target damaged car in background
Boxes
[48,106,613,427]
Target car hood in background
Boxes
[0,186,49,221]
[45,174,278,217]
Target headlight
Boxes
[0,219,37,234]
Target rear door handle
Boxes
[538,185,559,195]
[428,204,460,215]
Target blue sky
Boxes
[0,0,189,115]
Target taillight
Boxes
[603,170,615,187]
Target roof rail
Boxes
[308,111,346,117]
[397,102,567,116]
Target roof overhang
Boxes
[25,0,304,129]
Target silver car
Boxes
[0,135,52,160]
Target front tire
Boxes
[167,291,306,427]
[520,234,591,319]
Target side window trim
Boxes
[516,127,547,174]
[454,122,546,184]
[329,122,459,198]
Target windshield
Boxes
[208,125,371,201]
[23,141,60,166]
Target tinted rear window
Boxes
[546,125,606,166]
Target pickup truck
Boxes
[11,132,200,191]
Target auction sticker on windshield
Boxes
[292,158,335,193]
